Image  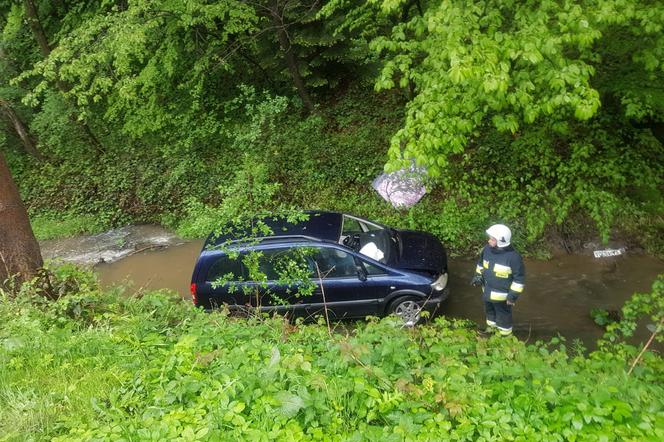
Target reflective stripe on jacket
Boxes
[475,244,525,303]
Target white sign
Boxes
[593,248,625,258]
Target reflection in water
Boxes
[93,238,662,349]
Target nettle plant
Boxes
[601,274,664,344]
[599,274,664,374]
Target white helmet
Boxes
[486,224,511,247]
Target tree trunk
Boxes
[0,151,43,287]
[22,0,104,152]
[237,47,276,89]
[269,1,315,113]
[0,99,43,160]
[23,0,51,57]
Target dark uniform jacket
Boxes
[475,245,525,303]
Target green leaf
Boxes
[276,391,305,418]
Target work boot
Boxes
[478,326,496,337]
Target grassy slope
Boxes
[1,275,663,441]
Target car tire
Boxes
[389,296,422,327]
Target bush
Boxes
[30,213,104,240]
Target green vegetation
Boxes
[3,3,663,438]
[0,0,664,441]
[1,269,663,441]
[30,213,103,241]
[1,0,663,257]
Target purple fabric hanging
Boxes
[372,165,427,209]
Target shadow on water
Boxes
[41,226,663,350]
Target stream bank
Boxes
[39,225,663,348]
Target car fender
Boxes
[191,256,204,285]
[381,289,429,315]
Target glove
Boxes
[470,274,484,287]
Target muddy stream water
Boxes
[41,225,663,349]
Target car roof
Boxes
[203,211,343,249]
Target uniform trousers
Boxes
[484,301,513,336]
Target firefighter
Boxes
[470,224,525,336]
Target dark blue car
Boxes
[190,211,449,325]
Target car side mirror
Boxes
[356,264,367,282]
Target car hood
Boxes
[394,230,447,275]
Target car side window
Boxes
[207,255,245,282]
[256,248,315,281]
[313,247,357,278]
[360,260,387,276]
[256,250,280,280]
[360,221,383,232]
[342,217,363,236]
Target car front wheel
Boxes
[389,296,422,327]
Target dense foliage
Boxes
[2,2,662,437]
[367,0,664,247]
[1,0,663,256]
[1,268,663,441]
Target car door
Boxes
[353,255,399,310]
[240,247,318,317]
[203,249,296,312]
[306,246,383,319]
[202,253,251,310]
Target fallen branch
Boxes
[315,262,332,337]
[627,316,663,376]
